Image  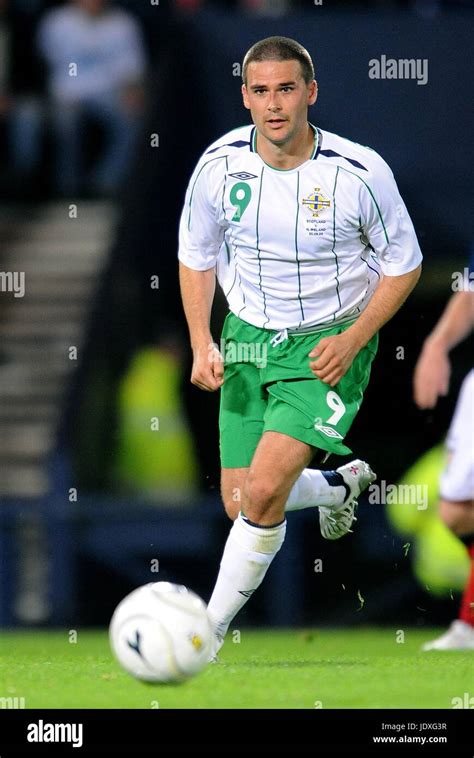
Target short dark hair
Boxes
[242,36,315,87]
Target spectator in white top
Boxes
[37,0,147,196]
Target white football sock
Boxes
[285,468,348,511]
[207,512,286,642]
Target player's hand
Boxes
[190,341,224,392]
[308,331,359,387]
[413,340,450,409]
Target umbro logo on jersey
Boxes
[314,424,343,439]
[302,187,331,217]
[229,172,257,180]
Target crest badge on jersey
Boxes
[302,187,331,217]
[302,187,331,237]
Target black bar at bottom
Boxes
[0,708,472,755]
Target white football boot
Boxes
[319,459,376,540]
[422,620,474,651]
[208,631,224,664]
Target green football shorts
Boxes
[219,312,378,468]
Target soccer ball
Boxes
[109,582,214,683]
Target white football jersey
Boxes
[178,123,422,331]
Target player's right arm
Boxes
[179,263,224,392]
[413,290,474,409]
[178,156,227,392]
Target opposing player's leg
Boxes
[422,497,474,651]
[423,371,474,651]
[207,431,313,659]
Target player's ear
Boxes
[242,83,250,110]
[308,79,318,106]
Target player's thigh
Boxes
[219,357,266,469]
[244,431,314,520]
[439,498,474,536]
[260,326,378,457]
[221,467,249,521]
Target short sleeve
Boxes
[361,159,423,276]
[178,161,225,271]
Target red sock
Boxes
[459,542,474,626]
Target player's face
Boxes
[242,60,317,146]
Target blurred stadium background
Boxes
[0,0,473,636]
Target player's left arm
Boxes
[310,156,423,387]
[310,266,421,386]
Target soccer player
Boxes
[413,261,474,650]
[178,37,422,658]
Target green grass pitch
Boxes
[1,628,471,709]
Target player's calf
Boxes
[221,467,249,521]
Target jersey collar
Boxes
[250,122,319,170]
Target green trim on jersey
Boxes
[187,154,227,231]
[294,171,305,324]
[251,122,319,171]
[219,312,378,468]
[221,155,228,219]
[331,166,342,315]
[255,169,269,325]
[338,165,390,245]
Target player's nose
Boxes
[267,95,282,111]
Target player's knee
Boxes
[244,475,282,520]
[439,498,474,535]
[222,496,240,521]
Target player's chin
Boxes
[262,124,290,142]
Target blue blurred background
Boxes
[0,0,472,629]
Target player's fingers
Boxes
[413,370,431,407]
[191,370,221,392]
[313,366,341,386]
[308,338,329,359]
[309,349,334,371]
[213,359,224,381]
[194,381,219,392]
[439,373,450,397]
[327,370,343,387]
[416,389,436,410]
[310,358,332,377]
[313,351,344,376]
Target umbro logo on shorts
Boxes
[229,172,258,180]
[314,424,344,439]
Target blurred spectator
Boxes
[0,1,9,122]
[37,0,147,196]
[0,0,46,196]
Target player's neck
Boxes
[255,122,315,170]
